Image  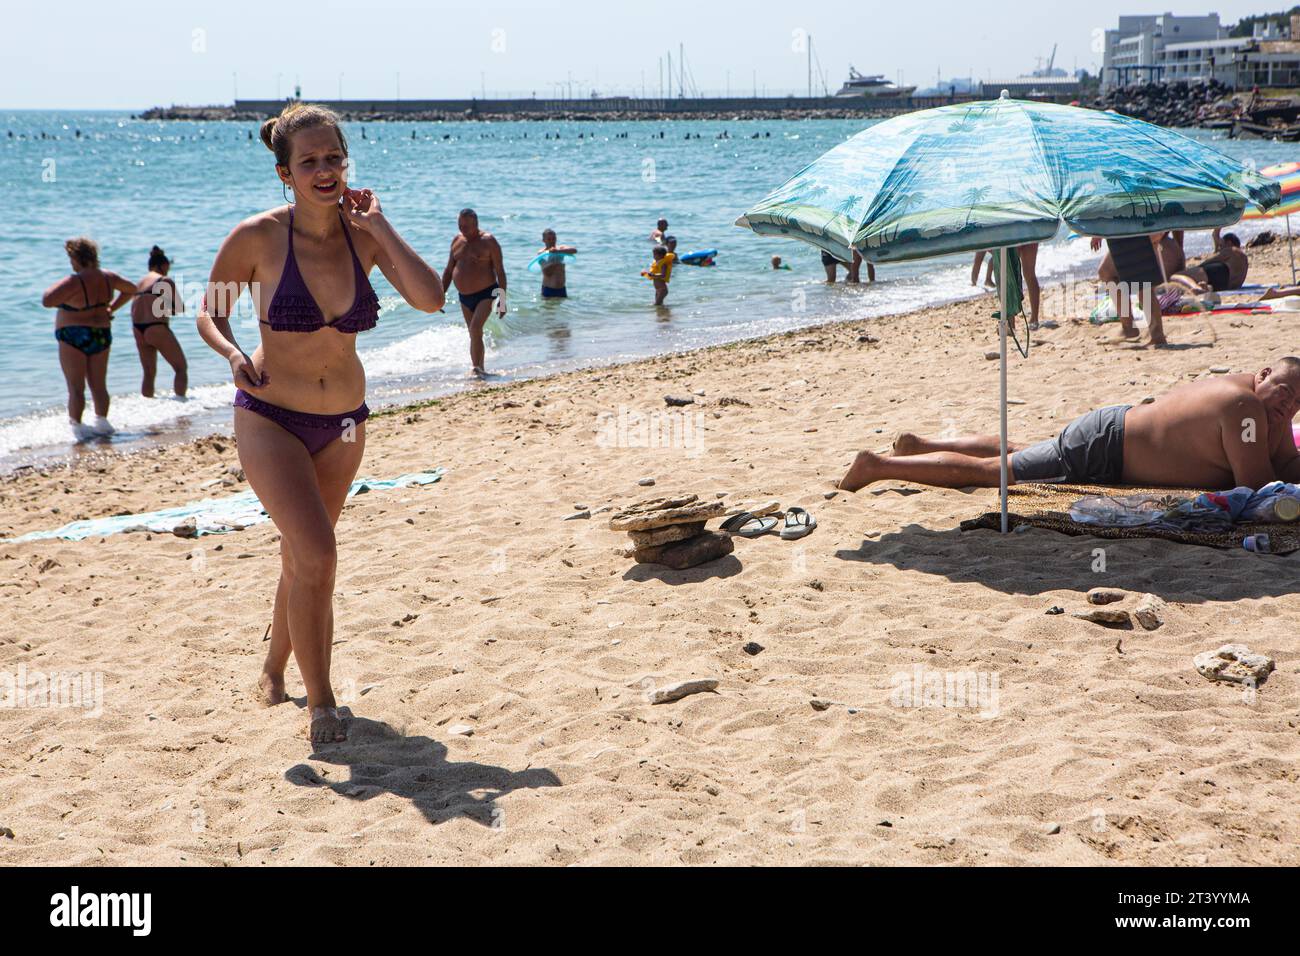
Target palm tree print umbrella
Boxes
[736,96,1278,264]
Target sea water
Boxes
[2,111,1291,469]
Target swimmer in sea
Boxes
[131,245,188,398]
[41,237,137,440]
[538,228,576,299]
[642,244,676,306]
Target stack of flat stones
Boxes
[610,495,731,570]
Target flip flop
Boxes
[780,507,817,540]
[721,512,779,538]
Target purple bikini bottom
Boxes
[234,389,369,456]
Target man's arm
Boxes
[490,236,507,291]
[441,241,457,293]
[1223,395,1279,489]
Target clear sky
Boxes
[1,0,1275,108]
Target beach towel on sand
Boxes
[961,482,1300,554]
[6,469,445,542]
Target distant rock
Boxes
[664,395,695,407]
[1193,644,1274,685]
[638,477,656,487]
[742,642,764,656]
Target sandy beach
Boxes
[2,239,1298,867]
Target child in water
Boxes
[642,244,676,305]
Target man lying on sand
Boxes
[839,358,1300,493]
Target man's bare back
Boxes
[1122,374,1292,488]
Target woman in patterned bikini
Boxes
[41,237,136,440]
[197,103,445,744]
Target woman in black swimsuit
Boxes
[40,237,136,439]
[131,246,188,398]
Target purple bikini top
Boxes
[262,208,379,334]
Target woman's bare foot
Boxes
[309,706,347,744]
[838,450,884,493]
[257,672,288,707]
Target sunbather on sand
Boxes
[1169,231,1249,293]
[838,358,1300,493]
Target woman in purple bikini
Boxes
[197,103,444,744]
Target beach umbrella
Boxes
[736,93,1279,532]
[1242,160,1300,283]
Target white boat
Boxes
[834,66,915,98]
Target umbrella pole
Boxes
[999,246,1009,534]
[1288,215,1296,285]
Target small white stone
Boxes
[1134,594,1165,631]
[1194,644,1274,685]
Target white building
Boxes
[1101,13,1225,89]
[1101,12,1299,90]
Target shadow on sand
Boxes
[622,554,743,584]
[286,714,561,827]
[834,523,1300,604]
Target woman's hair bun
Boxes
[260,117,277,152]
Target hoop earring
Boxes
[282,182,293,204]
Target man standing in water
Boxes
[538,228,576,299]
[443,208,507,374]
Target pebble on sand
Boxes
[1134,593,1165,631]
[1193,644,1275,685]
[1086,588,1127,606]
[1071,608,1132,628]
[448,724,476,737]
[650,678,720,704]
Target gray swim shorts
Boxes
[1011,405,1131,484]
